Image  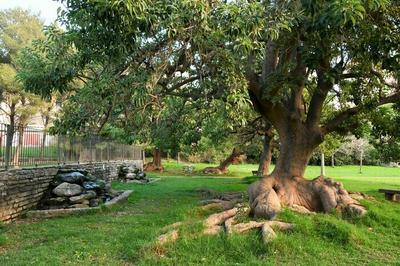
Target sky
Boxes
[0,0,62,25]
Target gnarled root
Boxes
[157,230,179,246]
[199,190,244,211]
[202,167,227,175]
[203,208,237,235]
[144,162,164,172]
[203,206,294,243]
[248,175,367,219]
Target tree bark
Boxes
[248,123,366,219]
[4,109,15,169]
[153,148,162,167]
[203,148,243,174]
[144,148,164,172]
[257,130,274,176]
[13,126,24,167]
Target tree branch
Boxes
[322,92,400,135]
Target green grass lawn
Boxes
[0,162,399,265]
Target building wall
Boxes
[0,160,143,223]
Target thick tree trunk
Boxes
[257,131,274,176]
[248,129,366,219]
[144,148,164,172]
[153,148,162,167]
[203,148,242,174]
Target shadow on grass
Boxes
[241,175,262,184]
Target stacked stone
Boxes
[38,169,119,210]
[118,164,149,183]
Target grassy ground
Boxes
[0,162,399,265]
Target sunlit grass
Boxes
[0,162,399,265]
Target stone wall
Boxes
[0,160,142,223]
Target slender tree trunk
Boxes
[359,149,363,174]
[40,116,49,159]
[4,112,15,169]
[177,152,181,164]
[203,148,242,174]
[331,153,335,167]
[13,126,24,166]
[320,152,325,176]
[257,131,274,176]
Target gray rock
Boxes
[83,180,106,190]
[126,173,136,179]
[89,198,101,207]
[69,191,97,203]
[58,168,89,176]
[42,197,68,206]
[137,172,146,179]
[56,172,85,183]
[52,182,83,197]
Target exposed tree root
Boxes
[203,208,238,230]
[160,222,183,233]
[261,224,276,243]
[144,162,164,172]
[289,204,316,215]
[156,229,179,246]
[248,175,367,219]
[201,201,237,211]
[155,201,294,250]
[202,206,294,242]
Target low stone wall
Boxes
[0,160,142,223]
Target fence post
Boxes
[57,135,61,165]
[89,137,92,162]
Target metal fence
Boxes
[0,124,143,169]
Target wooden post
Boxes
[320,152,325,176]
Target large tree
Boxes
[19,0,400,217]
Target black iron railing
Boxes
[0,124,143,169]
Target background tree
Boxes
[368,104,400,164]
[0,8,45,167]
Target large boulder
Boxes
[69,191,97,203]
[52,182,83,197]
[42,197,68,206]
[57,168,89,176]
[56,172,85,184]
